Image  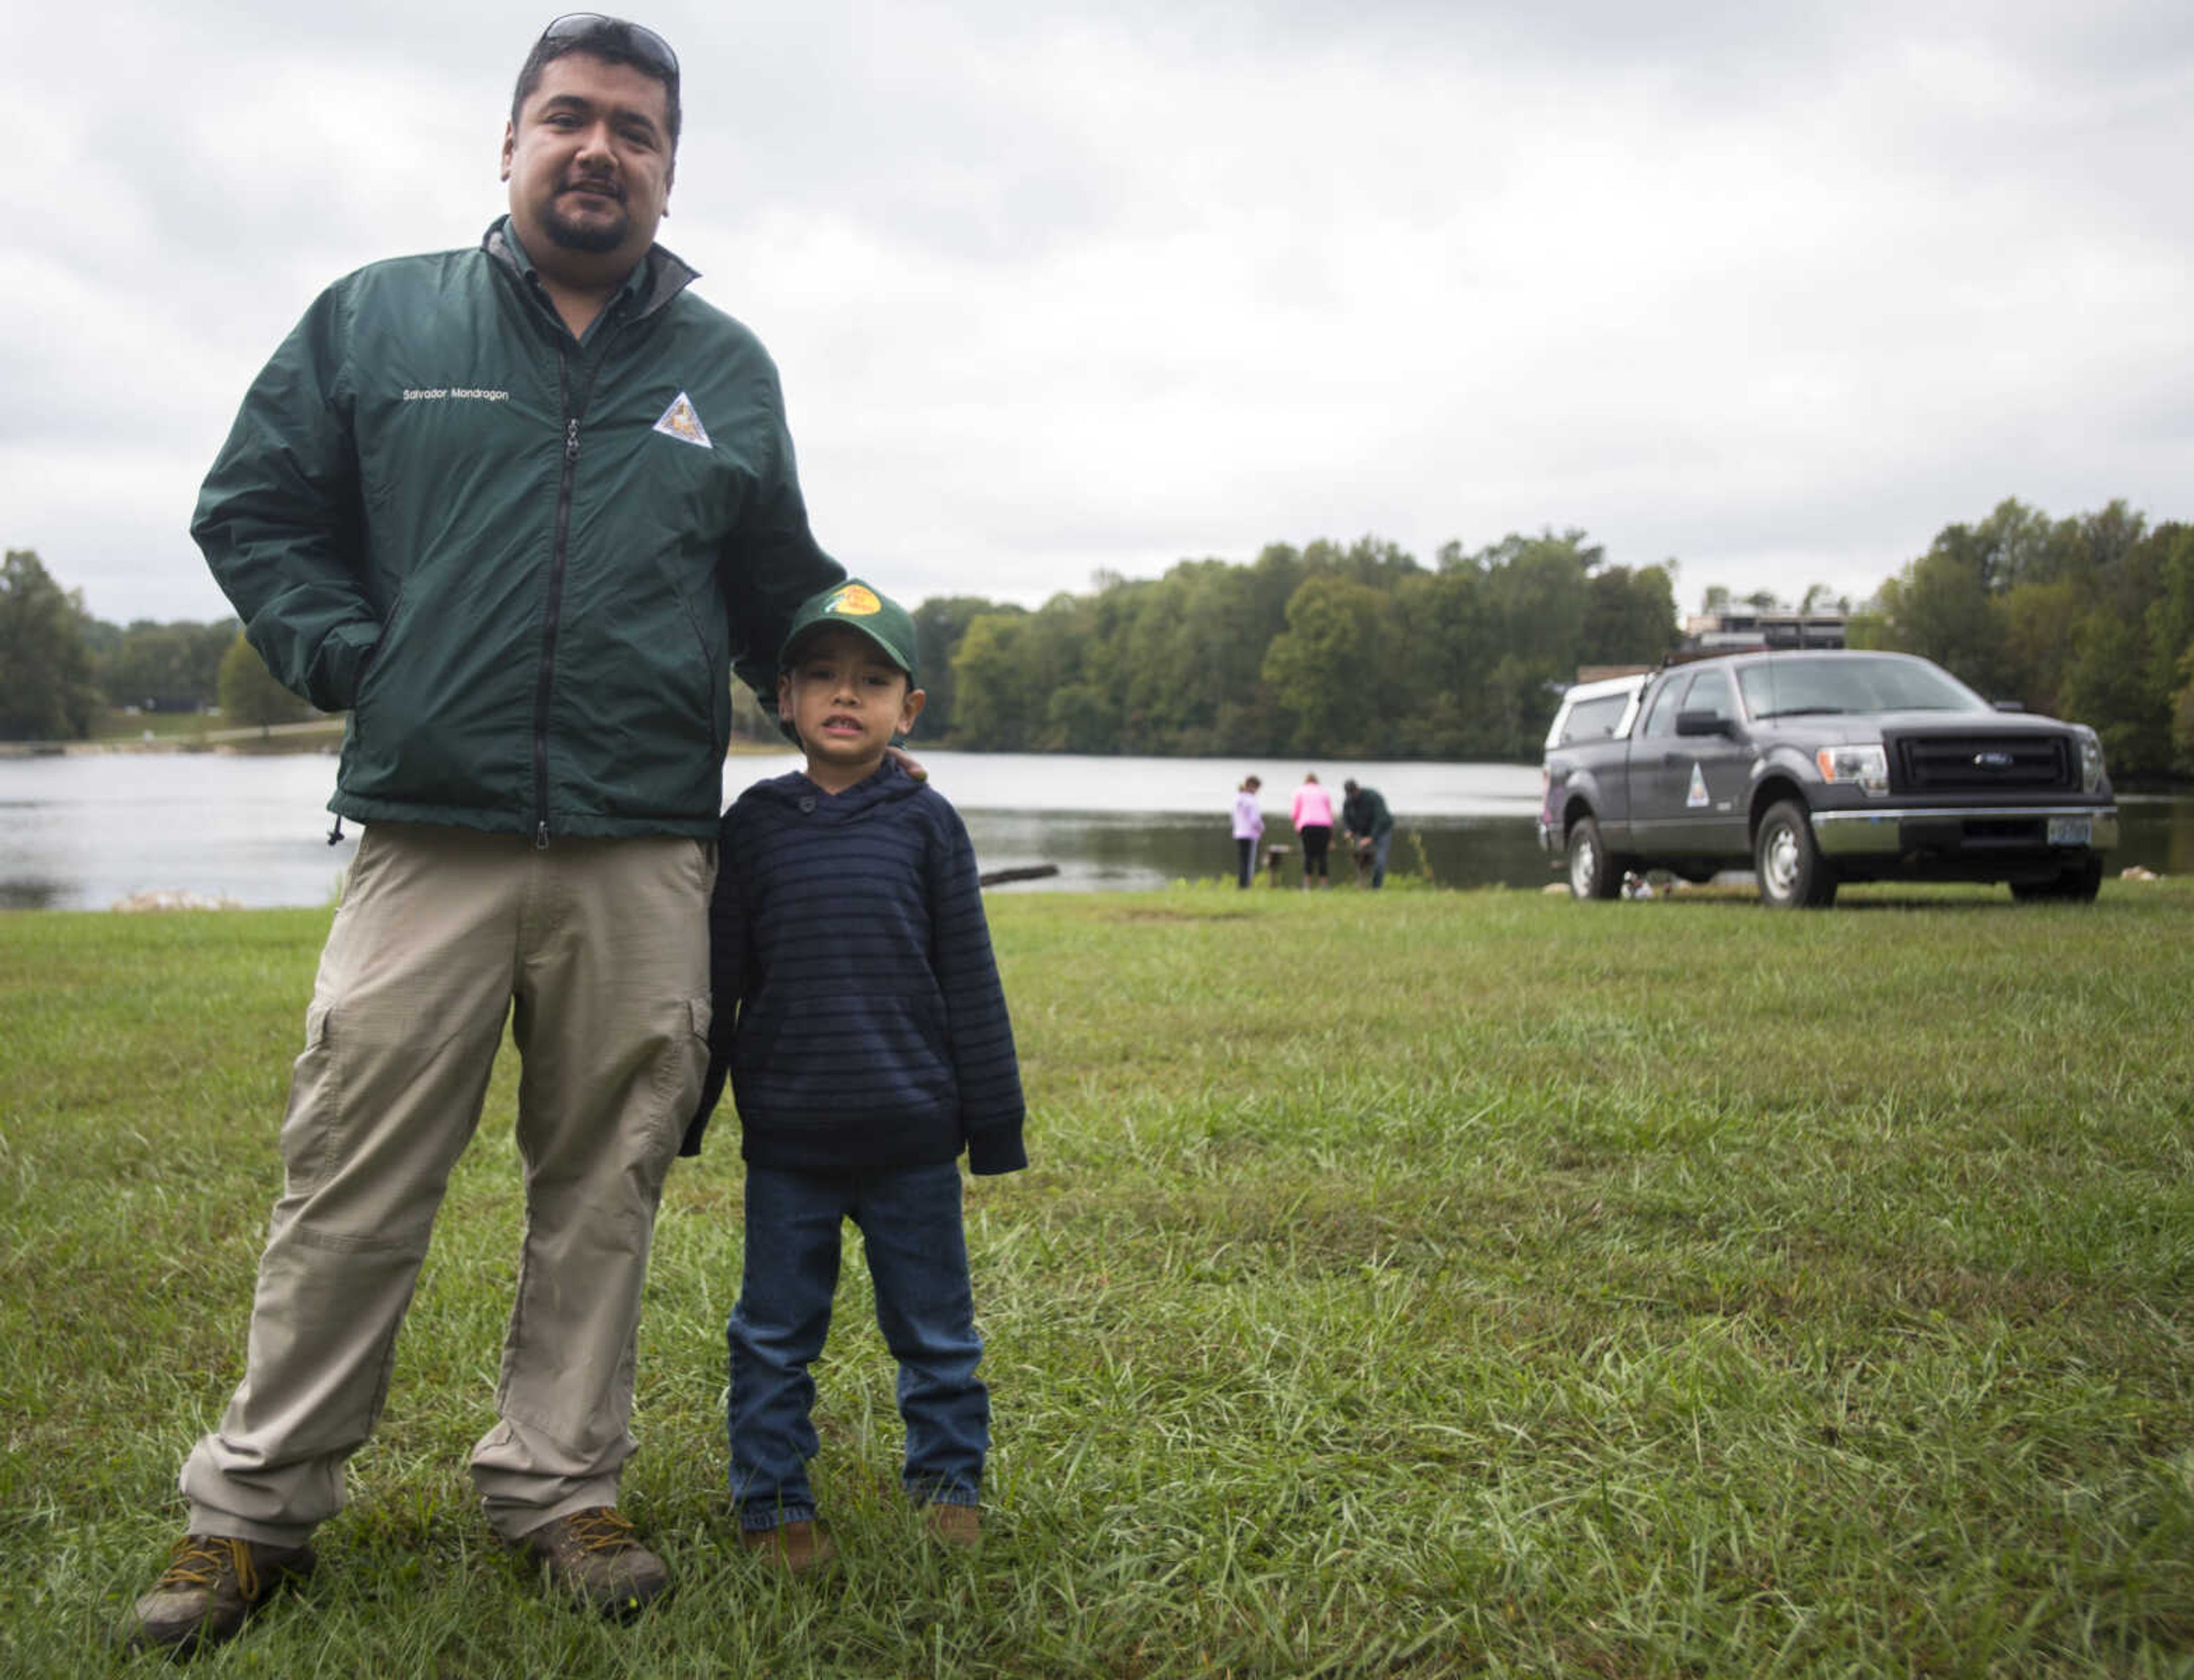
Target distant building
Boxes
[1681,607,1847,651]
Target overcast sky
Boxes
[8,0,2191,627]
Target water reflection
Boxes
[955,809,1551,892]
[2119,795,2194,877]
[1,748,2188,909]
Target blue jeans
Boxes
[728,1161,987,1530]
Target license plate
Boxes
[2047,816,2091,845]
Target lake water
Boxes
[2,748,2187,910]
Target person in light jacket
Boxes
[1291,772,1335,889]
[1231,775,1264,888]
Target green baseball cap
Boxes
[778,578,918,679]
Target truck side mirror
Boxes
[1676,710,1734,737]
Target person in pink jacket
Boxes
[1231,776,1264,889]
[1291,773,1335,889]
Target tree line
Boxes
[1851,500,2194,780]
[0,549,305,740]
[904,504,2189,775]
[10,499,2190,776]
[903,532,1679,761]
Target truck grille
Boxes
[1895,733,2071,792]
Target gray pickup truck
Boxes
[1538,650,2119,907]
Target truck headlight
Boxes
[2078,733,2105,792]
[1816,742,1889,796]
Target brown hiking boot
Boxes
[123,1533,315,1655]
[923,1503,982,1547]
[738,1519,836,1575]
[522,1507,670,1617]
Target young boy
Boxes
[683,578,1026,1571]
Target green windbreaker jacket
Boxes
[192,220,844,840]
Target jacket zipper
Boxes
[532,310,616,848]
[535,403,579,849]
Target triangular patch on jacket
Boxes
[652,392,712,449]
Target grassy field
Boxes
[87,708,226,743]
[79,711,349,752]
[66,713,794,757]
[3,881,2192,1675]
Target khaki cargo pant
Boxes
[178,823,713,1545]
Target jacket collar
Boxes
[752,759,925,821]
[482,217,699,325]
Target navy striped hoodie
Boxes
[680,759,1027,1174]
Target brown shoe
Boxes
[738,1519,836,1575]
[923,1503,982,1548]
[123,1533,315,1655]
[523,1507,670,1617]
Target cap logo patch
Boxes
[652,392,712,449]
[826,584,883,617]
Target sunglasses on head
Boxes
[538,13,679,78]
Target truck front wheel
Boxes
[1755,800,1837,909]
[1566,815,1624,901]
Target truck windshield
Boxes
[1740,657,1988,719]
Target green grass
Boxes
[81,713,787,753]
[87,709,219,742]
[80,711,350,753]
[4,881,2193,1675]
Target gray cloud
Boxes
[5,0,2190,629]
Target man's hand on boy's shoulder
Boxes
[886,744,927,782]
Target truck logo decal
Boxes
[1687,763,1709,807]
[1973,751,2013,770]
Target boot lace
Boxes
[562,1507,641,1556]
[154,1536,259,1599]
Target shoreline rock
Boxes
[111,890,245,913]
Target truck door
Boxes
[1629,668,1749,858]
[1666,667,1749,853]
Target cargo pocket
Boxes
[277,1001,339,1196]
[645,995,714,1162]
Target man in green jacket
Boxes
[127,17,843,1652]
